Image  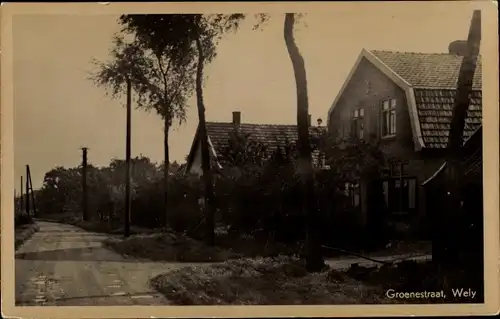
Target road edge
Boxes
[15,222,40,251]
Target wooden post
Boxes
[20,176,24,212]
[25,165,30,216]
[27,166,37,217]
[124,77,132,238]
[81,147,89,221]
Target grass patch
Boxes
[214,233,304,258]
[15,221,39,250]
[62,217,155,236]
[150,256,394,305]
[103,232,241,262]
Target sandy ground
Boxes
[15,221,207,306]
[15,221,431,306]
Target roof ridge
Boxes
[414,86,483,90]
[368,49,453,55]
[206,121,322,127]
[368,49,483,58]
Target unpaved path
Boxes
[15,221,203,306]
[15,221,431,306]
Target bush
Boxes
[33,134,390,252]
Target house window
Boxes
[351,108,365,139]
[381,99,396,137]
[382,162,416,214]
[382,178,417,214]
[345,182,361,208]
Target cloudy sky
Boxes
[12,2,484,189]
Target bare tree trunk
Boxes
[163,118,170,228]
[438,10,481,266]
[284,13,324,272]
[195,30,216,246]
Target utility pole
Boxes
[25,165,30,216]
[26,165,36,218]
[124,77,132,238]
[81,147,89,221]
[20,175,24,213]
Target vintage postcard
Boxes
[1,1,499,318]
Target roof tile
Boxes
[414,89,482,148]
[206,122,326,166]
[369,50,482,89]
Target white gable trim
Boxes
[207,136,223,169]
[185,125,223,174]
[421,162,447,186]
[405,88,425,151]
[327,49,425,151]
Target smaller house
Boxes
[185,111,326,175]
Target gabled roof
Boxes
[185,122,326,172]
[327,49,482,151]
[414,89,482,149]
[370,50,482,89]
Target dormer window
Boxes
[381,98,396,137]
[351,107,365,139]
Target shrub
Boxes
[33,132,390,252]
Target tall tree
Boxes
[439,10,481,265]
[119,14,245,245]
[252,13,325,271]
[90,29,196,227]
[283,13,325,272]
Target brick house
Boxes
[185,111,326,175]
[327,41,482,235]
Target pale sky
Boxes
[12,2,484,189]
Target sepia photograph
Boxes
[1,1,499,318]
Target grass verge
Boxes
[103,232,241,262]
[150,256,395,305]
[151,257,483,305]
[62,217,155,236]
[15,222,39,250]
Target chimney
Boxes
[308,114,312,127]
[448,40,468,56]
[232,111,241,125]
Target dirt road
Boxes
[15,221,194,306]
[15,221,431,306]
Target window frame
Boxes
[381,98,397,138]
[351,107,365,140]
[345,182,361,209]
[382,176,418,215]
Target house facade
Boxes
[185,111,326,175]
[327,41,482,236]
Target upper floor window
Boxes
[351,107,365,139]
[381,99,396,137]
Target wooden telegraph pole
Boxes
[25,165,30,216]
[20,176,24,212]
[124,77,132,238]
[81,147,89,221]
